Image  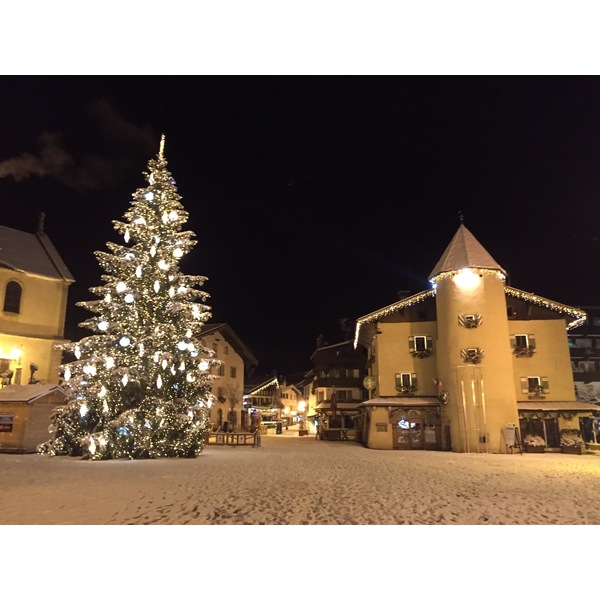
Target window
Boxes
[212,343,218,356]
[3,281,22,314]
[217,364,225,376]
[395,372,417,392]
[224,345,229,355]
[507,306,515,317]
[409,336,433,356]
[510,334,536,356]
[336,390,352,400]
[521,376,549,394]
[230,366,237,378]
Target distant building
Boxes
[279,381,303,425]
[243,374,282,428]
[0,216,74,387]
[355,223,596,453]
[299,336,368,438]
[195,323,258,432]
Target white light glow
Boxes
[63,367,71,381]
[122,374,129,386]
[454,268,480,290]
[105,356,115,369]
[158,259,169,270]
[144,191,154,201]
[98,320,109,331]
[157,374,162,389]
[124,294,135,303]
[173,248,184,258]
[199,360,209,371]
[124,230,130,243]
[119,336,131,347]
[74,346,81,359]
[154,280,160,293]
[116,281,127,293]
[80,404,88,417]
[177,340,188,351]
[150,245,157,257]
[134,216,146,226]
[135,265,142,278]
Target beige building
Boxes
[195,323,258,432]
[0,217,74,387]
[279,382,303,425]
[354,223,596,453]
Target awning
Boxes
[315,402,361,412]
[358,396,441,408]
[517,401,599,412]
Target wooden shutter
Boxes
[528,334,536,350]
[426,336,433,351]
[408,337,415,351]
[541,377,549,393]
[520,377,529,393]
[411,373,418,390]
[509,335,516,349]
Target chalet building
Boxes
[243,374,282,429]
[302,337,368,439]
[0,216,74,387]
[354,223,596,453]
[195,323,258,432]
[568,306,600,442]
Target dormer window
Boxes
[3,281,22,314]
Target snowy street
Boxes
[2,427,600,525]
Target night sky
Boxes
[2,76,600,376]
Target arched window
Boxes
[3,281,22,314]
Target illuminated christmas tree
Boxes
[39,136,216,459]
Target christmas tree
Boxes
[39,136,216,460]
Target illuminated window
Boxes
[3,281,22,314]
[521,376,549,394]
[395,372,417,392]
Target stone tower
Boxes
[430,224,519,453]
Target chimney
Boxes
[37,212,46,235]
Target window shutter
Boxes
[509,335,516,349]
[426,336,433,351]
[520,377,529,393]
[541,377,549,393]
[528,334,536,350]
[411,373,418,390]
[408,337,415,351]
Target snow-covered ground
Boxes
[2,425,600,526]
[2,426,597,595]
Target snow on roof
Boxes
[0,225,74,282]
[428,224,506,280]
[0,384,66,403]
[196,322,259,366]
[517,401,598,412]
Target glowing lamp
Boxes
[116,281,127,293]
[98,320,109,331]
[119,336,131,347]
[158,259,169,270]
[144,192,154,201]
[124,294,135,303]
[177,340,188,351]
[173,248,184,258]
[453,268,480,290]
[105,356,115,369]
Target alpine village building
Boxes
[354,223,597,453]
[0,217,74,453]
[195,322,258,432]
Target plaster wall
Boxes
[509,319,576,401]
[435,273,519,453]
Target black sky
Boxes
[1,76,599,375]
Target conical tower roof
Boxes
[429,224,506,280]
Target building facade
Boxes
[195,323,258,432]
[0,217,74,387]
[354,224,596,453]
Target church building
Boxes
[354,224,596,453]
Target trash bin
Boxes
[276,421,283,435]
